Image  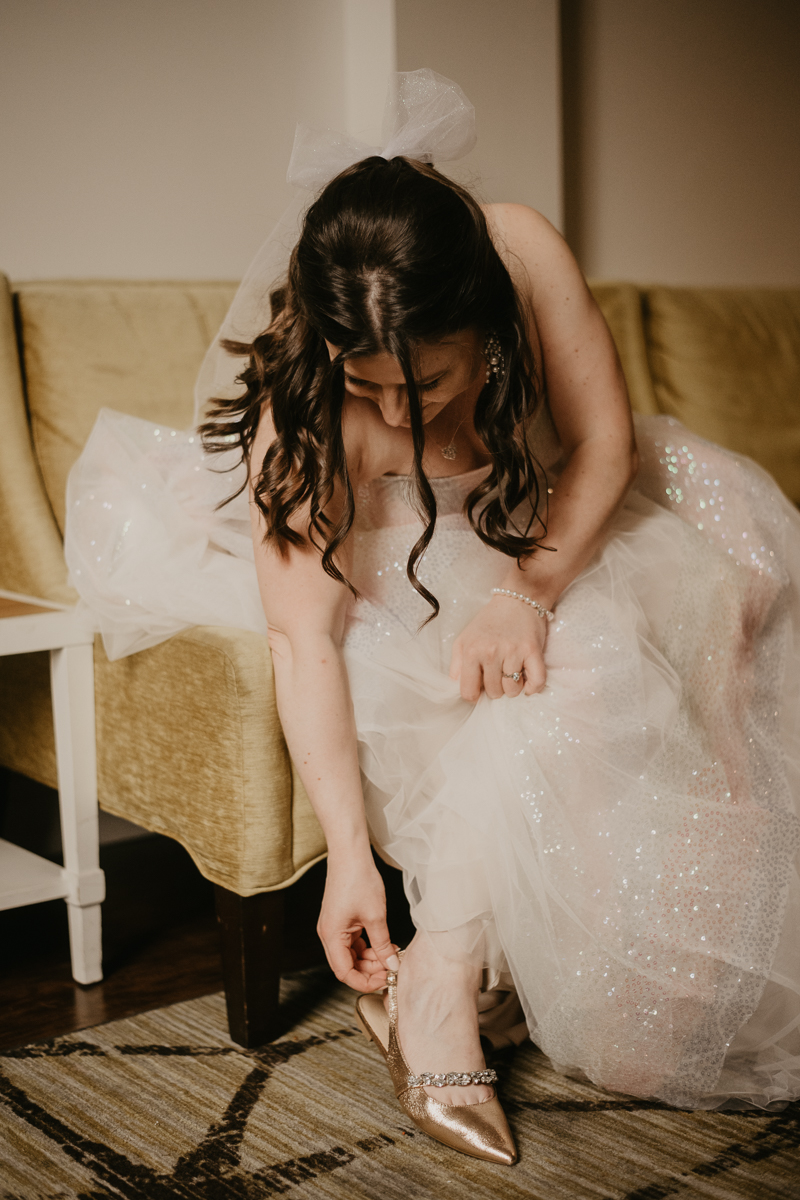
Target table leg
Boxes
[50,641,105,985]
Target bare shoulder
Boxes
[482,204,631,443]
[483,202,593,318]
[253,394,393,498]
[342,393,408,483]
[484,201,560,253]
[342,395,380,482]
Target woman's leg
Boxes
[390,930,494,1105]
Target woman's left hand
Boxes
[449,593,548,701]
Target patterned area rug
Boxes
[1,969,799,1200]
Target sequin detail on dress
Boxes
[65,411,800,1109]
[343,416,800,1111]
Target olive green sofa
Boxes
[1,275,798,1044]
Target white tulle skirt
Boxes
[65,412,800,1110]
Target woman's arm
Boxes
[250,412,398,990]
[452,204,638,701]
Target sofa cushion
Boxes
[17,281,236,532]
[93,624,325,894]
[644,287,800,504]
[589,282,660,416]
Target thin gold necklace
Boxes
[427,410,468,460]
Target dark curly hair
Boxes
[201,155,548,617]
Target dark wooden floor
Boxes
[1,833,223,1051]
[0,770,414,1052]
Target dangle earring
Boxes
[484,332,505,384]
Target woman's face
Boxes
[325,330,484,429]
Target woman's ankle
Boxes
[401,934,482,989]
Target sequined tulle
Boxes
[65,412,800,1109]
[343,416,800,1111]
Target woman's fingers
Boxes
[462,652,547,699]
[501,664,526,696]
[366,922,401,972]
[358,943,400,964]
[319,931,386,992]
[319,928,361,983]
[483,659,505,699]
[353,945,394,978]
[339,963,386,992]
[523,647,547,694]
[453,605,550,701]
[458,654,484,702]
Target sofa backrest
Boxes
[12,279,668,534]
[2,274,799,603]
[589,282,660,417]
[642,287,800,506]
[15,281,236,534]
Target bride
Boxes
[67,72,800,1165]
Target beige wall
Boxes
[0,0,355,280]
[563,0,800,285]
[0,0,562,281]
[396,0,563,230]
[343,0,397,144]
[4,2,796,287]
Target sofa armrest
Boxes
[94,624,326,895]
[0,623,326,895]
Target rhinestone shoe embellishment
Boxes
[408,1069,499,1088]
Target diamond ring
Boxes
[502,671,523,683]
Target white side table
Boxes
[0,589,104,984]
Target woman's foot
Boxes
[386,933,493,1106]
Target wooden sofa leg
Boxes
[215,884,285,1048]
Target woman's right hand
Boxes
[317,854,400,992]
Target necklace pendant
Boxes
[440,443,457,460]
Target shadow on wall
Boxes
[561,0,587,270]
[560,0,800,286]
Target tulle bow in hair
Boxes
[286,68,476,190]
[193,69,477,424]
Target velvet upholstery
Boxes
[588,282,660,417]
[643,287,800,505]
[0,279,74,602]
[0,276,324,895]
[91,627,326,894]
[17,281,235,532]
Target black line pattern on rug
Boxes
[2,1041,108,1059]
[0,1029,393,1200]
[505,1095,671,1116]
[173,1033,357,1186]
[3,1030,358,1062]
[2,1033,800,1200]
[609,1107,800,1200]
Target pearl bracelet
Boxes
[491,587,555,622]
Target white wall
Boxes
[0,0,381,280]
[343,0,397,144]
[6,2,793,288]
[0,0,562,280]
[396,0,563,230]
[563,0,800,286]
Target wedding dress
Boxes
[66,395,800,1111]
[63,71,800,1111]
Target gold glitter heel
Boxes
[355,968,517,1165]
